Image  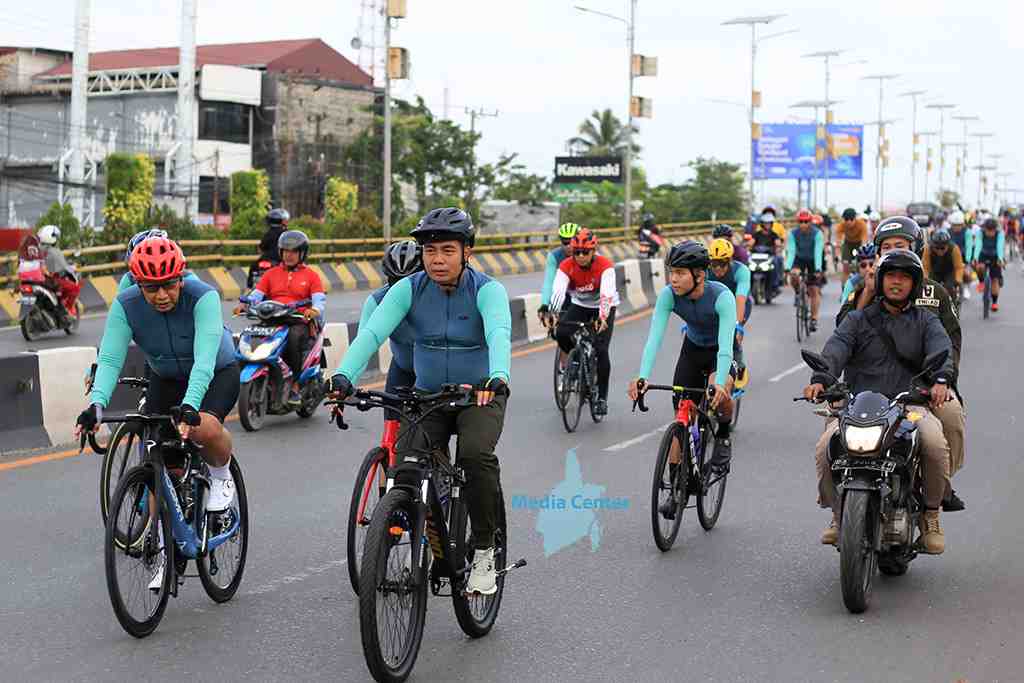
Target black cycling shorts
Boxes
[978,256,1003,284]
[146,362,241,423]
[792,259,825,287]
[671,336,738,408]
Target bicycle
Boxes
[793,270,813,342]
[634,381,729,552]
[329,386,527,683]
[545,315,567,411]
[98,376,149,524]
[85,409,249,638]
[556,320,604,433]
[346,422,399,595]
[978,262,993,319]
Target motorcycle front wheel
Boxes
[839,489,878,614]
[64,300,83,335]
[20,308,44,341]
[238,376,269,431]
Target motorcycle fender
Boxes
[838,479,881,493]
[240,364,269,383]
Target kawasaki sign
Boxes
[553,156,623,184]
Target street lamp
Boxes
[722,14,793,212]
[925,103,956,195]
[790,99,842,208]
[987,153,1004,210]
[804,50,846,211]
[862,74,900,211]
[951,114,979,198]
[898,90,926,201]
[969,132,994,207]
[917,131,938,201]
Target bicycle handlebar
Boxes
[632,381,712,414]
[325,384,475,431]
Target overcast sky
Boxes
[3,0,1021,213]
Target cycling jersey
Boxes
[836,218,869,244]
[978,229,1005,262]
[541,245,570,307]
[250,263,326,314]
[785,227,824,271]
[949,228,969,260]
[549,254,619,319]
[923,246,964,285]
[117,270,200,293]
[709,261,751,322]
[337,267,511,391]
[91,277,236,410]
[638,281,736,386]
[359,284,415,373]
[840,274,862,303]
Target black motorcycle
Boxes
[796,348,948,614]
[749,248,776,305]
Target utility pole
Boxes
[970,132,994,208]
[987,153,1004,211]
[804,51,843,211]
[177,0,197,218]
[212,148,220,226]
[951,114,979,199]
[464,106,499,216]
[917,131,937,203]
[68,0,90,225]
[925,103,956,199]
[383,0,409,243]
[899,90,926,202]
[862,74,899,211]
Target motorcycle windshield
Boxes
[254,300,293,319]
[845,391,892,425]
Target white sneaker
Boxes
[148,552,165,592]
[962,286,971,300]
[207,477,235,512]
[465,547,497,595]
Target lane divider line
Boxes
[603,424,669,452]
[769,362,806,383]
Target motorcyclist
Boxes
[234,230,325,405]
[804,249,952,554]
[750,212,784,295]
[36,225,80,324]
[712,224,749,265]
[637,212,665,258]
[247,208,289,288]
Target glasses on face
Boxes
[711,260,730,270]
[140,278,182,294]
[799,221,811,226]
[574,249,593,256]
[858,261,873,270]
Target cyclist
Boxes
[1006,208,1021,256]
[539,222,580,325]
[36,224,81,326]
[838,243,877,305]
[707,238,750,370]
[947,211,974,301]
[786,209,825,332]
[233,230,326,404]
[359,240,423,446]
[628,241,737,515]
[836,207,869,287]
[118,229,201,292]
[713,224,749,265]
[328,207,511,596]
[974,217,1006,311]
[75,237,240,586]
[550,228,618,416]
[750,211,785,295]
[922,229,964,307]
[638,212,666,258]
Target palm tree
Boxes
[567,109,640,157]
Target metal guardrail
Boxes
[0,218,770,284]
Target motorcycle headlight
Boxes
[240,339,275,361]
[844,425,884,454]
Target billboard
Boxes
[753,124,863,180]
[553,156,623,184]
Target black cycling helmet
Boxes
[278,229,310,263]
[410,207,476,247]
[873,215,922,252]
[983,217,999,230]
[712,224,734,239]
[267,208,290,228]
[641,212,656,228]
[842,208,857,221]
[875,248,923,301]
[667,240,710,270]
[382,240,423,284]
[930,229,952,246]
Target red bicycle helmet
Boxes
[811,214,823,226]
[570,227,598,251]
[796,209,813,223]
[129,236,186,282]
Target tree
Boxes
[567,109,640,158]
[490,153,552,205]
[678,158,746,221]
[936,190,960,210]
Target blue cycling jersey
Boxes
[337,267,511,391]
[979,230,1005,261]
[950,228,968,258]
[785,228,824,271]
[541,245,570,307]
[710,261,751,298]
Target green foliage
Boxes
[567,109,641,158]
[36,202,89,248]
[677,158,746,221]
[490,153,552,206]
[229,170,271,239]
[936,190,959,210]
[325,177,359,222]
[103,153,155,244]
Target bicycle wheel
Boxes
[104,464,173,638]
[650,425,688,551]
[559,348,583,433]
[696,425,728,531]
[795,288,805,343]
[452,489,507,638]
[197,458,249,603]
[359,488,427,683]
[347,446,389,595]
[552,347,566,409]
[586,349,604,424]
[99,421,145,525]
[983,271,991,319]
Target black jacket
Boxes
[259,225,286,261]
[837,277,961,385]
[814,301,954,399]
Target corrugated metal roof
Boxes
[36,38,371,87]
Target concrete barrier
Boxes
[322,322,350,374]
[519,293,548,342]
[36,347,97,447]
[619,260,647,312]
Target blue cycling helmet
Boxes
[854,243,877,262]
[126,228,168,264]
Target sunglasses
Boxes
[574,249,594,256]
[139,278,183,293]
[858,261,873,269]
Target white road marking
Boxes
[603,425,669,452]
[248,558,347,595]
[769,363,806,383]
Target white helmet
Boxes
[948,210,965,225]
[37,224,61,246]
[869,210,881,222]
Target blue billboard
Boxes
[753,123,863,180]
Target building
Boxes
[0,39,377,227]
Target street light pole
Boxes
[926,103,956,198]
[862,74,899,211]
[383,11,392,243]
[951,114,979,200]
[899,90,926,202]
[803,51,844,211]
[970,132,994,208]
[625,0,635,233]
[917,131,938,202]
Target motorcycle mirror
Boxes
[800,350,831,375]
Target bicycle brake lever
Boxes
[330,406,349,430]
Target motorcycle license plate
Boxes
[244,326,278,336]
[20,296,36,305]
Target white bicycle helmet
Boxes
[38,224,61,246]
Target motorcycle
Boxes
[15,251,82,341]
[748,249,776,305]
[234,298,330,431]
[638,228,666,258]
[796,348,949,614]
